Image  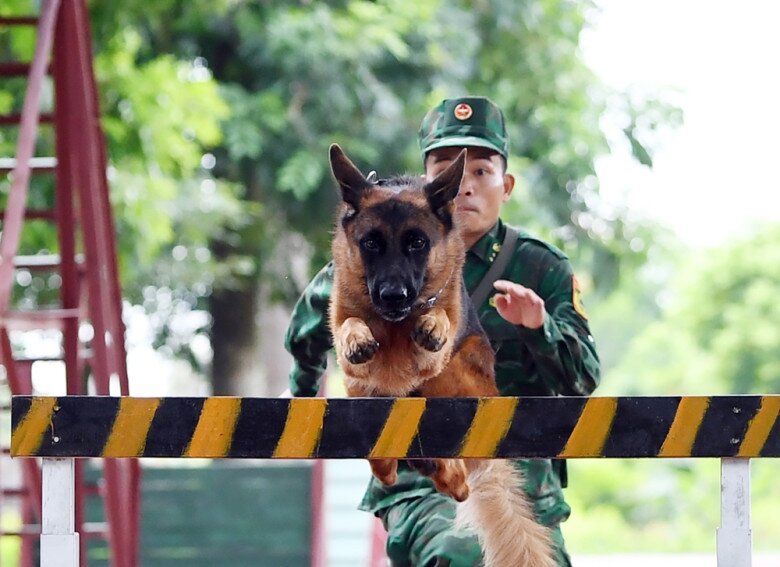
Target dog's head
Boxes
[329,143,465,322]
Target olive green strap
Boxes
[470,226,519,308]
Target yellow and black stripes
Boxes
[11,395,780,459]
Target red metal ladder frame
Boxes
[0,1,139,565]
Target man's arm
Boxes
[284,262,335,397]
[494,259,600,396]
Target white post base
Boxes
[716,457,752,567]
[41,534,80,565]
[41,458,79,567]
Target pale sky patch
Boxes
[583,0,780,248]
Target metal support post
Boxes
[717,457,752,567]
[40,458,79,567]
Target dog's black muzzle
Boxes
[373,281,415,322]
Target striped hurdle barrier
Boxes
[12,394,780,566]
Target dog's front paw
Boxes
[346,337,379,364]
[412,309,450,352]
[338,317,379,364]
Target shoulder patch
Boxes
[572,275,589,320]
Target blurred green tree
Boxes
[598,222,780,395]
[2,0,679,392]
[1,0,241,372]
[566,223,780,554]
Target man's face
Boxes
[425,146,514,246]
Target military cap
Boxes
[418,96,509,160]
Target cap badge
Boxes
[453,103,473,121]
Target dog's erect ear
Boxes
[424,149,466,217]
[330,144,370,211]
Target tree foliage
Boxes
[87,0,677,289]
[2,0,680,387]
[566,223,780,554]
[599,223,780,396]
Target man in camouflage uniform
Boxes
[285,96,600,566]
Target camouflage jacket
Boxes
[284,219,601,526]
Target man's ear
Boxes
[424,149,466,215]
[502,172,515,202]
[329,144,369,211]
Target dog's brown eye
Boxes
[362,238,379,251]
[408,237,427,251]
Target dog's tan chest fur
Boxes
[338,313,454,397]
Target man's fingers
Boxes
[493,279,515,293]
[494,280,534,301]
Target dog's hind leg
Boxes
[369,458,398,486]
[429,458,469,502]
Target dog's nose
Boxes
[379,283,408,306]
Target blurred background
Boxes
[0,0,777,564]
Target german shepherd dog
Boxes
[328,144,555,567]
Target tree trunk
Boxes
[210,284,257,395]
[209,282,293,396]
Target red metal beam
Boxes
[310,460,326,567]
[1,1,139,564]
[53,4,102,564]
[0,208,58,221]
[0,64,52,77]
[0,17,39,26]
[53,1,138,564]
[0,0,61,314]
[0,331,42,522]
[0,113,54,125]
[0,156,57,173]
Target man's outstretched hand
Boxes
[492,279,545,329]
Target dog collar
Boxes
[423,293,441,309]
[419,268,455,310]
